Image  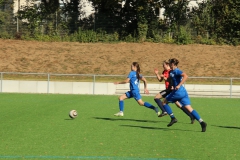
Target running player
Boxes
[162,58,207,132]
[154,60,194,124]
[114,62,160,117]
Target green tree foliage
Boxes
[89,0,123,33]
[160,0,189,26]
[0,0,14,38]
[17,0,84,35]
[190,0,240,45]
[42,0,59,13]
[190,1,212,37]
[89,0,160,41]
[61,0,80,33]
[18,1,49,33]
[210,0,240,45]
[1,0,239,45]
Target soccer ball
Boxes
[69,110,78,119]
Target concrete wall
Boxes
[1,80,240,98]
[1,80,116,95]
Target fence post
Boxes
[93,75,95,94]
[17,0,20,33]
[47,74,50,94]
[0,72,2,93]
[230,78,232,98]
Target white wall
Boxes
[1,80,116,95]
[1,80,240,98]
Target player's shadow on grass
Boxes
[64,118,74,120]
[93,117,166,123]
[93,117,191,125]
[120,124,195,132]
[212,125,240,130]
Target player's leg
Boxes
[184,105,207,132]
[154,91,167,117]
[136,98,160,116]
[180,96,207,132]
[114,92,129,117]
[175,101,195,124]
[163,96,178,127]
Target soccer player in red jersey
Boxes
[154,60,194,124]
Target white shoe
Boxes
[114,112,124,117]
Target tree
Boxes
[89,0,123,33]
[190,1,212,37]
[42,0,59,13]
[17,1,51,35]
[210,0,240,44]
[0,0,15,38]
[89,0,161,41]
[160,0,189,26]
[190,0,240,45]
[61,0,80,33]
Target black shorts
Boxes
[160,89,172,98]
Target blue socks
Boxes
[119,101,159,113]
[144,102,159,113]
[119,100,124,112]
[163,104,175,118]
[191,110,201,121]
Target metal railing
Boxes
[0,72,240,98]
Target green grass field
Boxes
[0,93,240,160]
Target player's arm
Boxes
[140,76,149,94]
[114,78,130,84]
[167,75,174,90]
[154,68,164,82]
[175,72,188,90]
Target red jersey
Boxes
[162,69,171,89]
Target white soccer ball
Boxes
[69,110,78,119]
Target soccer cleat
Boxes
[191,118,195,124]
[158,112,168,117]
[200,121,207,132]
[114,112,124,117]
[167,118,178,127]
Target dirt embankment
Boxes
[0,39,240,77]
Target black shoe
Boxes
[158,112,168,117]
[191,118,195,124]
[167,118,178,127]
[200,121,207,132]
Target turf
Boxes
[0,93,240,160]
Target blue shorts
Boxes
[166,87,191,106]
[125,90,142,101]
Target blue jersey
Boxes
[127,71,142,91]
[166,68,191,106]
[169,68,184,90]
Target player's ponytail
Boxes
[132,62,140,80]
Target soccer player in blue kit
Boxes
[114,62,160,117]
[154,60,195,124]
[162,58,207,132]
